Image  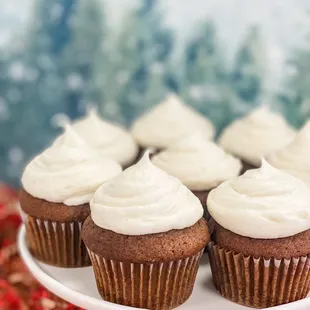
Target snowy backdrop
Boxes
[1,0,310,185]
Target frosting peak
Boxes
[268,120,310,187]
[54,108,138,167]
[22,125,122,206]
[90,152,203,235]
[208,160,310,239]
[152,132,241,190]
[219,105,296,166]
[131,94,215,148]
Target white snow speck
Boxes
[66,73,83,90]
[50,113,70,128]
[9,61,26,81]
[8,147,24,164]
[188,85,205,100]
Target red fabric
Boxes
[0,184,84,310]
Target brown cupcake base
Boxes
[25,215,90,267]
[208,243,310,308]
[20,189,91,267]
[191,190,214,240]
[192,190,210,219]
[135,147,163,164]
[241,160,257,174]
[88,248,203,310]
[82,217,209,309]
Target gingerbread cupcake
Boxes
[219,105,296,173]
[131,93,215,153]
[152,132,241,221]
[82,153,210,309]
[54,108,138,168]
[20,125,122,267]
[268,120,310,187]
[207,160,310,308]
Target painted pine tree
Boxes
[95,0,174,125]
[277,37,310,127]
[182,20,229,133]
[60,0,106,119]
[231,26,265,109]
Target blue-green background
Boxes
[0,0,308,186]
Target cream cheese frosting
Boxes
[268,121,310,187]
[54,108,138,167]
[207,160,310,239]
[131,94,215,149]
[90,152,203,235]
[219,105,296,166]
[152,132,242,191]
[22,125,122,206]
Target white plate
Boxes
[18,225,310,310]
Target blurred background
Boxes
[1,0,310,186]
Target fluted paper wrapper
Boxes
[24,215,90,267]
[208,243,310,308]
[88,249,204,310]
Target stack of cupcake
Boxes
[19,94,310,309]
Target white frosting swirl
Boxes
[208,160,310,239]
[152,132,241,191]
[219,106,296,166]
[131,94,215,148]
[22,126,122,206]
[268,121,310,187]
[90,152,203,235]
[54,109,138,167]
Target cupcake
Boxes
[207,159,310,308]
[219,105,296,172]
[268,120,310,187]
[54,108,138,168]
[20,125,122,267]
[82,153,210,309]
[131,93,215,153]
[152,132,241,221]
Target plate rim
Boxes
[17,225,310,310]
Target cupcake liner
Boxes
[25,215,90,267]
[208,242,310,308]
[88,249,204,310]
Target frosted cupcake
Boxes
[152,132,241,220]
[268,120,310,187]
[219,105,295,172]
[55,108,138,168]
[82,153,210,309]
[20,125,122,267]
[208,160,310,308]
[131,94,215,152]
